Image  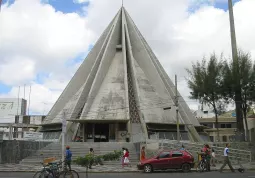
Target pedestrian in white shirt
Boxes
[211,149,216,167]
[219,143,235,173]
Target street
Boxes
[0,172,254,178]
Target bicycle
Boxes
[33,162,55,178]
[197,153,207,172]
[58,160,79,178]
[33,160,79,178]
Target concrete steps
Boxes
[20,142,139,165]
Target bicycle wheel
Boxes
[33,171,43,178]
[58,171,66,178]
[64,170,79,178]
[197,161,206,172]
[200,161,206,172]
[33,171,54,178]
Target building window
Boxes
[203,111,208,114]
[222,135,227,142]
[226,124,231,128]
[210,136,214,142]
[118,123,126,131]
[221,124,232,128]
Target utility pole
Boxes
[62,110,66,170]
[175,75,180,142]
[228,0,244,141]
[228,0,238,59]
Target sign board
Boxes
[62,117,66,133]
[0,98,27,117]
[24,132,43,141]
[231,113,236,117]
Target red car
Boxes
[137,150,195,173]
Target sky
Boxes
[0,0,254,115]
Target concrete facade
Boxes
[40,7,202,143]
[0,115,45,140]
[0,98,27,122]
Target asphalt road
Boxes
[0,172,254,178]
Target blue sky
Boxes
[0,0,241,94]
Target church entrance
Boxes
[79,122,126,142]
[94,124,109,142]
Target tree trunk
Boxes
[242,103,250,142]
[213,104,220,142]
[235,92,245,141]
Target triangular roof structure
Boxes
[41,7,202,142]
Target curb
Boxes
[0,169,254,173]
[0,170,141,173]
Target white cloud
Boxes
[73,0,91,4]
[0,0,255,115]
[0,83,61,114]
[0,0,95,84]
[0,57,36,85]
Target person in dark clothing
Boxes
[205,144,211,171]
[65,146,72,170]
[89,148,94,169]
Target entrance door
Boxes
[94,124,109,142]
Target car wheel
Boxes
[182,163,191,173]
[144,164,153,173]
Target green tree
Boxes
[187,53,224,142]
[222,50,255,141]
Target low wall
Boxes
[0,140,51,164]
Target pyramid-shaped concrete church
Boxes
[40,7,203,143]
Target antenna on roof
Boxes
[122,0,123,7]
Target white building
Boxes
[0,98,45,140]
[0,98,27,120]
[0,115,45,140]
[195,104,215,119]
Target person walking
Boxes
[219,143,235,173]
[122,148,131,168]
[121,147,126,167]
[65,146,72,171]
[89,148,94,169]
[205,144,211,171]
[201,144,211,171]
[211,149,216,167]
[140,146,146,161]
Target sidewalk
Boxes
[0,163,254,173]
[0,164,139,173]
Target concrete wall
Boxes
[0,98,27,118]
[0,140,50,164]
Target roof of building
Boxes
[42,7,200,128]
